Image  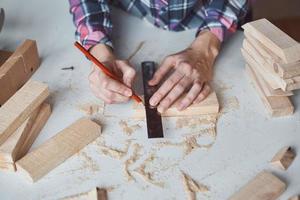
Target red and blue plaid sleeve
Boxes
[68,0,113,50]
[197,0,250,42]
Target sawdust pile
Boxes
[123,143,143,181]
[182,171,209,200]
[119,120,141,136]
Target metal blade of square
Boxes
[141,61,164,138]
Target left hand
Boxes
[148,30,221,113]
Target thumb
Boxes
[116,60,136,87]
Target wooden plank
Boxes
[242,18,300,63]
[242,48,300,91]
[16,103,51,160]
[63,188,107,200]
[243,40,293,96]
[0,50,12,66]
[0,40,40,105]
[245,32,300,79]
[271,146,296,170]
[245,64,294,117]
[16,118,101,182]
[0,105,40,163]
[229,171,286,200]
[133,91,219,118]
[0,103,51,164]
[0,80,49,145]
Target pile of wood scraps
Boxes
[0,80,50,171]
[241,18,300,117]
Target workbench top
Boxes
[0,1,299,199]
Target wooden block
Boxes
[133,91,219,118]
[0,80,49,145]
[289,195,300,200]
[245,32,300,79]
[245,64,294,117]
[229,171,286,200]
[16,118,101,182]
[242,47,300,91]
[16,103,51,160]
[0,50,12,66]
[0,161,16,171]
[242,18,300,63]
[0,103,51,164]
[271,146,296,170]
[63,188,107,200]
[11,39,40,73]
[0,40,40,105]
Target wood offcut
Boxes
[271,146,296,170]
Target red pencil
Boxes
[74,42,142,103]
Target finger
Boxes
[90,83,130,104]
[116,60,136,87]
[157,77,191,113]
[148,56,175,86]
[177,81,204,111]
[193,84,211,104]
[149,70,184,107]
[104,77,132,97]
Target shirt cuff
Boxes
[76,30,113,50]
[196,18,238,42]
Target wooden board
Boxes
[242,48,300,91]
[16,118,101,182]
[229,171,286,200]
[0,40,40,105]
[0,105,40,163]
[245,64,294,117]
[0,103,51,164]
[242,18,300,63]
[133,91,219,118]
[0,80,49,145]
[0,50,12,66]
[271,146,296,170]
[245,32,300,79]
[63,188,107,200]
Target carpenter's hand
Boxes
[149,30,221,113]
[88,44,136,104]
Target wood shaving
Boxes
[123,143,143,181]
[119,120,141,136]
[78,103,103,115]
[220,96,240,114]
[78,151,100,172]
[181,171,209,200]
[176,115,217,129]
[96,140,132,160]
[127,41,145,61]
[184,136,201,155]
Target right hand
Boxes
[88,44,136,104]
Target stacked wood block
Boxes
[0,80,51,171]
[241,18,300,117]
[0,39,40,106]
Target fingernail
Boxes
[150,97,158,106]
[125,90,132,97]
[157,106,164,113]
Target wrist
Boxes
[191,30,221,58]
[90,43,115,62]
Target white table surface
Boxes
[0,0,299,200]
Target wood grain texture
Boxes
[0,80,49,145]
[0,50,12,66]
[271,146,296,170]
[229,171,286,200]
[242,18,300,63]
[0,104,41,163]
[0,40,40,105]
[63,188,107,200]
[133,91,219,118]
[245,64,294,117]
[242,48,300,91]
[16,118,101,182]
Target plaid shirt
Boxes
[69,0,249,50]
